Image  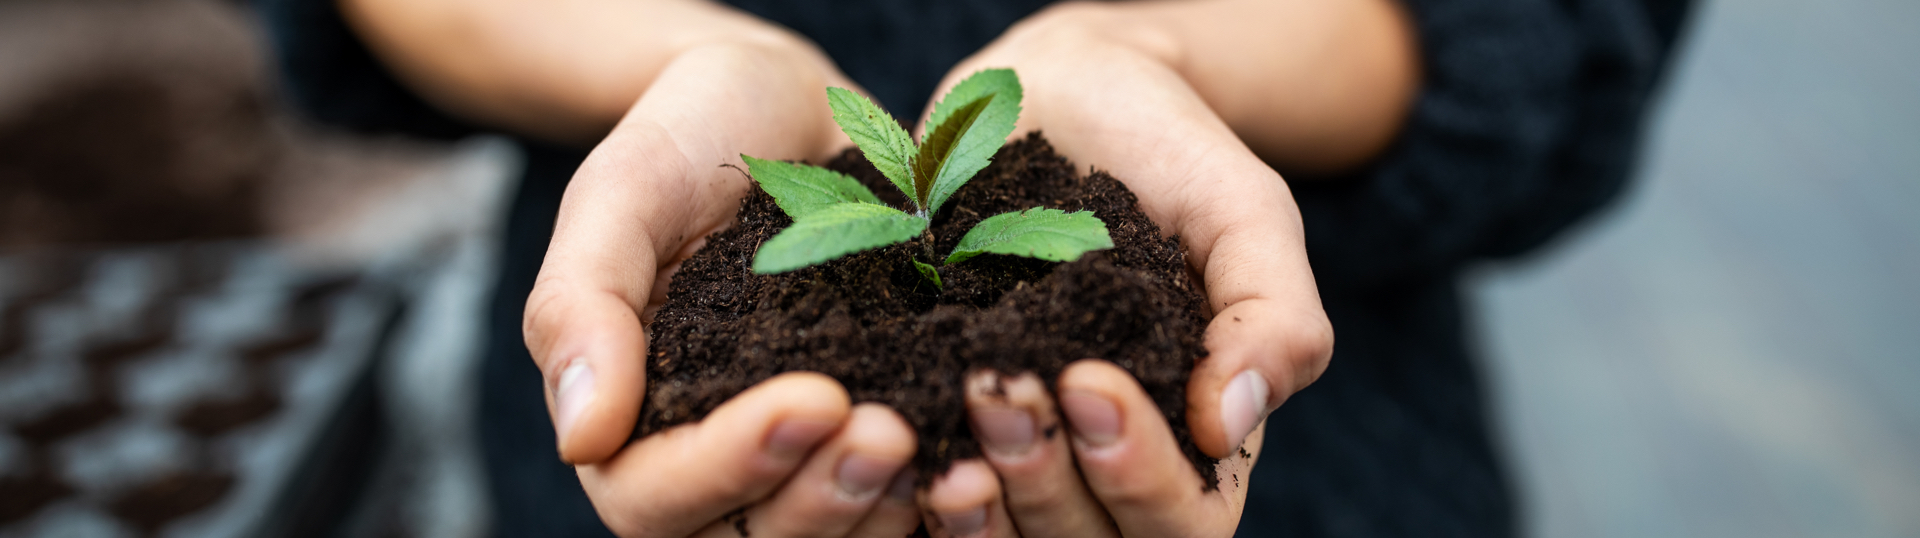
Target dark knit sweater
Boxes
[256,0,1691,535]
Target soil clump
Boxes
[638,133,1218,485]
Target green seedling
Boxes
[744,69,1113,283]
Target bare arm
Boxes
[1130,0,1419,173]
[937,0,1419,174]
[337,0,845,144]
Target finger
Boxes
[525,43,843,463]
[522,119,726,464]
[844,468,922,538]
[579,372,850,538]
[727,404,917,538]
[1058,359,1245,537]
[524,272,653,465]
[965,370,1118,537]
[1173,161,1335,458]
[923,460,1019,538]
[1185,294,1331,458]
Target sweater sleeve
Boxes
[1294,0,1692,290]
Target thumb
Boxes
[1179,169,1333,459]
[524,275,653,464]
[1186,294,1332,458]
[522,122,695,464]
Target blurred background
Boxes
[1468,0,1920,536]
[0,0,514,535]
[0,0,1912,536]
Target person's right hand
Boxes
[520,38,923,537]
[346,0,929,533]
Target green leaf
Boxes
[914,69,1022,216]
[742,155,883,219]
[754,203,929,274]
[925,69,1022,141]
[911,95,992,214]
[912,258,943,288]
[826,88,918,203]
[945,208,1112,265]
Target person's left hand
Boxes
[907,0,1390,534]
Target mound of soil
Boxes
[638,132,1219,485]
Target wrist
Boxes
[340,0,851,147]
[941,3,1189,135]
[556,29,851,149]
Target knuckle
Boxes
[1004,2,1181,66]
[521,278,562,331]
[1006,484,1075,515]
[992,3,1111,58]
[1286,313,1334,388]
[701,469,768,508]
[1082,464,1162,508]
[1097,479,1163,510]
[748,490,877,538]
[1008,3,1098,38]
[520,278,570,363]
[782,507,866,538]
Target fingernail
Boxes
[1220,370,1271,450]
[971,407,1036,457]
[938,506,988,538]
[834,453,901,501]
[765,419,837,461]
[554,362,595,443]
[1059,390,1121,447]
[885,469,917,501]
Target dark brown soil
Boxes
[638,133,1219,486]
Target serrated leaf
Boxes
[945,208,1112,265]
[753,203,928,274]
[925,69,1022,140]
[912,259,943,288]
[743,155,883,219]
[916,69,1022,216]
[826,88,918,202]
[910,95,992,212]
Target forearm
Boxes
[337,0,847,144]
[971,0,1420,174]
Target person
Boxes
[261,0,1691,535]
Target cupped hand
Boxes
[521,41,922,537]
[915,3,1346,535]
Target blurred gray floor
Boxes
[1466,0,1920,537]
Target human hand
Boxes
[580,378,925,537]
[521,41,923,536]
[921,366,1263,538]
[912,1,1386,534]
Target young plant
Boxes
[743,69,1113,283]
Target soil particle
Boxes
[639,133,1219,486]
